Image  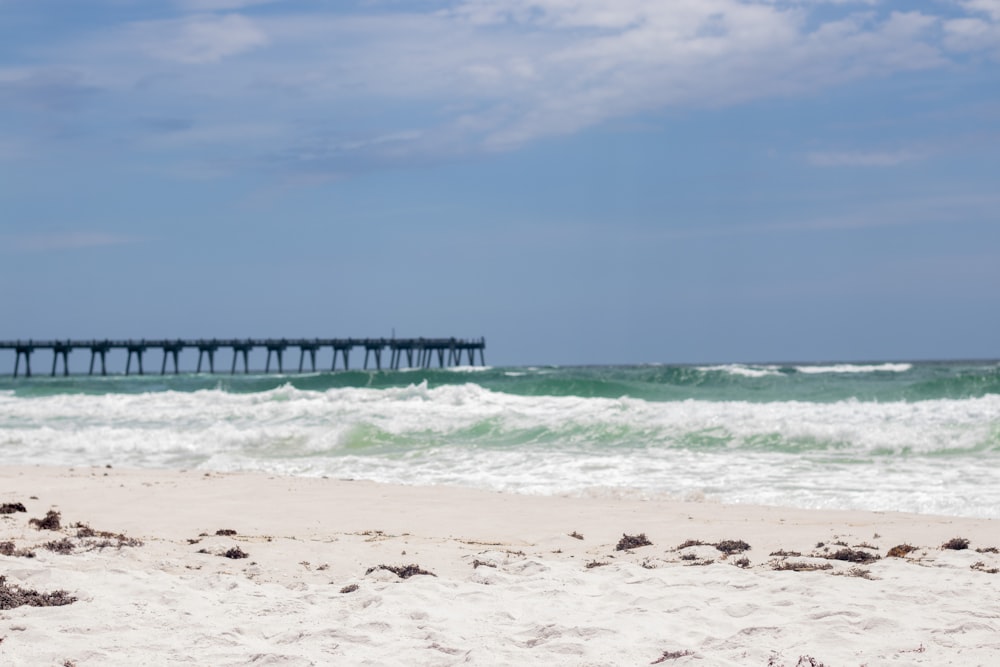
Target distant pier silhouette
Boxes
[1,337,486,377]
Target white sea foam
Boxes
[794,363,913,374]
[1,383,998,517]
[696,364,783,378]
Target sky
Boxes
[1,0,999,368]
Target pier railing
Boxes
[0,337,486,377]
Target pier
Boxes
[1,337,486,377]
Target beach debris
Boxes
[365,564,435,579]
[854,541,878,549]
[834,567,876,580]
[772,561,833,572]
[886,544,917,558]
[0,502,27,514]
[43,538,76,555]
[616,533,652,551]
[74,523,144,548]
[222,547,249,559]
[215,529,237,536]
[0,575,76,610]
[733,557,751,569]
[675,539,708,550]
[29,510,61,531]
[769,549,802,557]
[339,584,359,594]
[472,559,497,569]
[942,537,970,550]
[0,541,35,558]
[585,560,609,569]
[569,531,584,540]
[971,561,999,574]
[975,546,999,554]
[679,553,699,561]
[818,548,879,564]
[715,539,751,555]
[651,649,694,663]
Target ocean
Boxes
[2,361,998,519]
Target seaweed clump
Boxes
[616,533,653,551]
[715,540,751,555]
[0,541,36,558]
[365,564,436,579]
[886,544,917,558]
[29,510,61,531]
[651,649,694,663]
[0,575,76,610]
[0,502,27,514]
[942,537,970,550]
[222,547,249,559]
[821,548,879,564]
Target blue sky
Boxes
[2,0,999,367]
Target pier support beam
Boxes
[332,346,350,371]
[197,343,218,373]
[161,342,182,375]
[51,342,71,376]
[265,342,287,373]
[88,343,110,376]
[298,343,319,373]
[13,343,33,378]
[231,343,252,374]
[125,342,147,376]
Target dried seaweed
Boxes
[0,541,35,558]
[29,510,61,531]
[769,550,802,557]
[215,529,237,536]
[942,537,970,550]
[616,533,652,551]
[772,561,833,572]
[651,649,694,663]
[715,540,751,555]
[676,539,707,550]
[971,561,999,574]
[886,544,917,558]
[222,547,249,559]
[0,502,27,514]
[569,531,584,540]
[0,576,76,610]
[340,584,359,593]
[365,564,435,578]
[820,548,879,564]
[43,538,76,555]
[585,560,609,569]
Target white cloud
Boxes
[176,0,281,10]
[131,13,269,64]
[807,150,923,167]
[9,1,995,169]
[960,0,1000,21]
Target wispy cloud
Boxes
[128,13,269,64]
[5,1,997,172]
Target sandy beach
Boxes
[1,465,998,666]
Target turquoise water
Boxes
[2,361,999,517]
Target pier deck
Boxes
[0,337,486,377]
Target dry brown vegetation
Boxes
[616,533,653,551]
[0,575,76,610]
[365,564,436,578]
[29,510,61,531]
[886,544,917,558]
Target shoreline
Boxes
[2,465,999,665]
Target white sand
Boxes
[1,465,999,666]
